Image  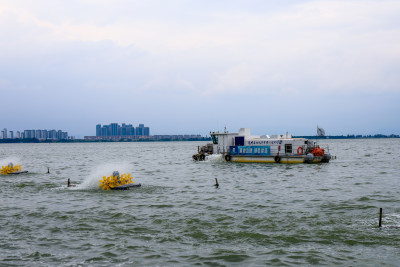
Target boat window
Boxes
[235,136,244,146]
[285,144,292,154]
[211,135,218,144]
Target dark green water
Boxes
[1,139,399,266]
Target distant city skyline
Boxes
[1,1,399,136]
[0,128,69,140]
[1,123,398,141]
[95,123,150,137]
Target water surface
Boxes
[1,139,399,266]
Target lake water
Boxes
[1,139,399,266]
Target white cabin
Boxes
[211,128,309,157]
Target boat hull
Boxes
[111,183,141,190]
[8,171,29,175]
[230,156,326,164]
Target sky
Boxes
[1,0,399,137]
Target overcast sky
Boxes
[1,0,399,137]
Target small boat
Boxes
[99,171,140,190]
[193,128,333,163]
[1,163,28,175]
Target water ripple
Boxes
[1,140,400,265]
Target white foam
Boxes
[205,154,224,163]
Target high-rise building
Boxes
[24,130,34,138]
[3,128,7,139]
[41,130,48,139]
[101,127,108,136]
[48,130,57,139]
[57,130,62,139]
[126,124,135,135]
[36,130,42,139]
[96,124,101,136]
[136,124,144,136]
[121,123,127,136]
[111,123,118,136]
[143,127,150,136]
[9,131,13,139]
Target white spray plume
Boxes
[0,157,21,167]
[77,162,132,190]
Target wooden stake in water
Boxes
[379,208,383,227]
[215,178,219,188]
[47,167,50,174]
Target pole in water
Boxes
[215,178,219,188]
[67,178,76,187]
[198,145,200,153]
[379,208,383,227]
[47,167,50,173]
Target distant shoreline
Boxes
[0,137,212,143]
[0,135,399,143]
[293,135,400,139]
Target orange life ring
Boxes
[297,146,304,155]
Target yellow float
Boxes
[99,171,140,190]
[1,163,27,175]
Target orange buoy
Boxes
[297,146,304,155]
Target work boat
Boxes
[193,128,332,163]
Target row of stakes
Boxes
[6,166,387,227]
[214,179,385,227]
[71,172,384,227]
[215,177,384,228]
[58,168,217,189]
[46,167,75,187]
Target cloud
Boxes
[0,0,400,135]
